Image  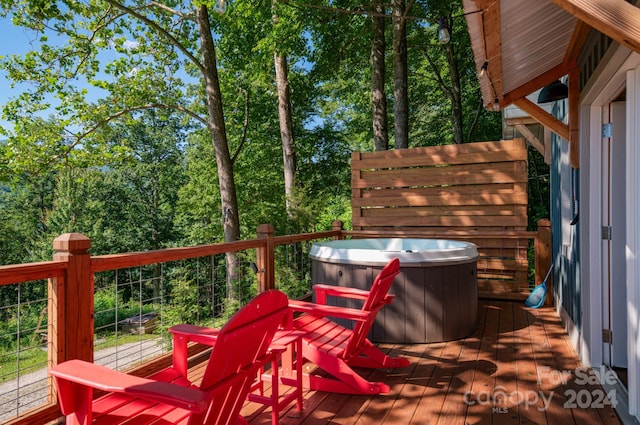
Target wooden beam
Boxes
[463,0,492,108]
[500,61,577,108]
[480,0,503,108]
[256,224,275,291]
[569,68,580,168]
[51,234,93,366]
[514,124,545,157]
[564,20,592,63]
[544,127,552,164]
[505,117,539,126]
[535,219,553,306]
[513,97,571,141]
[550,0,640,54]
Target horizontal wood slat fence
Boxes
[351,139,536,298]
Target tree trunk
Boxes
[444,42,464,144]
[196,6,240,242]
[196,6,240,300]
[424,36,465,145]
[392,0,409,149]
[371,0,388,151]
[274,51,297,217]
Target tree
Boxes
[0,175,53,265]
[392,0,409,149]
[274,51,298,216]
[29,110,187,259]
[0,0,240,243]
[370,0,388,151]
[423,14,464,144]
[272,1,298,217]
[415,1,502,144]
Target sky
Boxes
[0,17,36,130]
[0,15,133,134]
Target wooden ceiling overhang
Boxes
[463,0,640,168]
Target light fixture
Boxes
[538,80,568,103]
[480,61,488,77]
[438,18,450,44]
[249,261,259,274]
[213,0,227,13]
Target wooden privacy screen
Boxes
[351,139,533,298]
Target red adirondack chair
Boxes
[50,290,288,425]
[286,257,410,394]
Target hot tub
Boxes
[310,238,478,343]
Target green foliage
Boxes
[161,278,206,327]
[174,133,223,245]
[527,146,551,229]
[0,344,46,383]
[93,288,156,335]
[275,261,309,300]
[0,0,510,356]
[0,177,51,265]
[20,110,189,259]
[0,3,528,394]
[0,290,47,350]
[0,0,503,255]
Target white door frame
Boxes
[608,101,627,369]
[581,47,640,418]
[626,64,640,418]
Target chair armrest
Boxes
[313,284,371,301]
[169,324,221,377]
[50,359,208,413]
[289,300,370,322]
[169,324,220,346]
[312,284,396,307]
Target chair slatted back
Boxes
[191,290,288,425]
[344,258,400,359]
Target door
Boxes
[602,100,627,379]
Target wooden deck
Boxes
[235,300,622,425]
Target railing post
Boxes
[332,220,344,240]
[49,233,92,401]
[257,224,275,292]
[535,219,552,306]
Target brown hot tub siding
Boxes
[311,259,477,344]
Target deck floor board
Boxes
[198,300,621,425]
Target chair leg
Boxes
[347,339,410,369]
[300,346,390,395]
[303,371,389,394]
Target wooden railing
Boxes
[0,224,342,425]
[0,220,550,424]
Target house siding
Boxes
[550,117,581,328]
[578,30,613,90]
[550,28,617,333]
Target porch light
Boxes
[480,61,488,77]
[438,18,450,44]
[538,80,568,103]
[213,0,227,13]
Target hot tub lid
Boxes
[310,238,478,266]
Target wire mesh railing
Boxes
[274,240,316,299]
[91,252,261,372]
[0,223,350,424]
[0,279,52,421]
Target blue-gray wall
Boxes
[550,104,581,328]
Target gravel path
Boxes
[0,338,167,421]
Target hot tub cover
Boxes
[310,238,478,266]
